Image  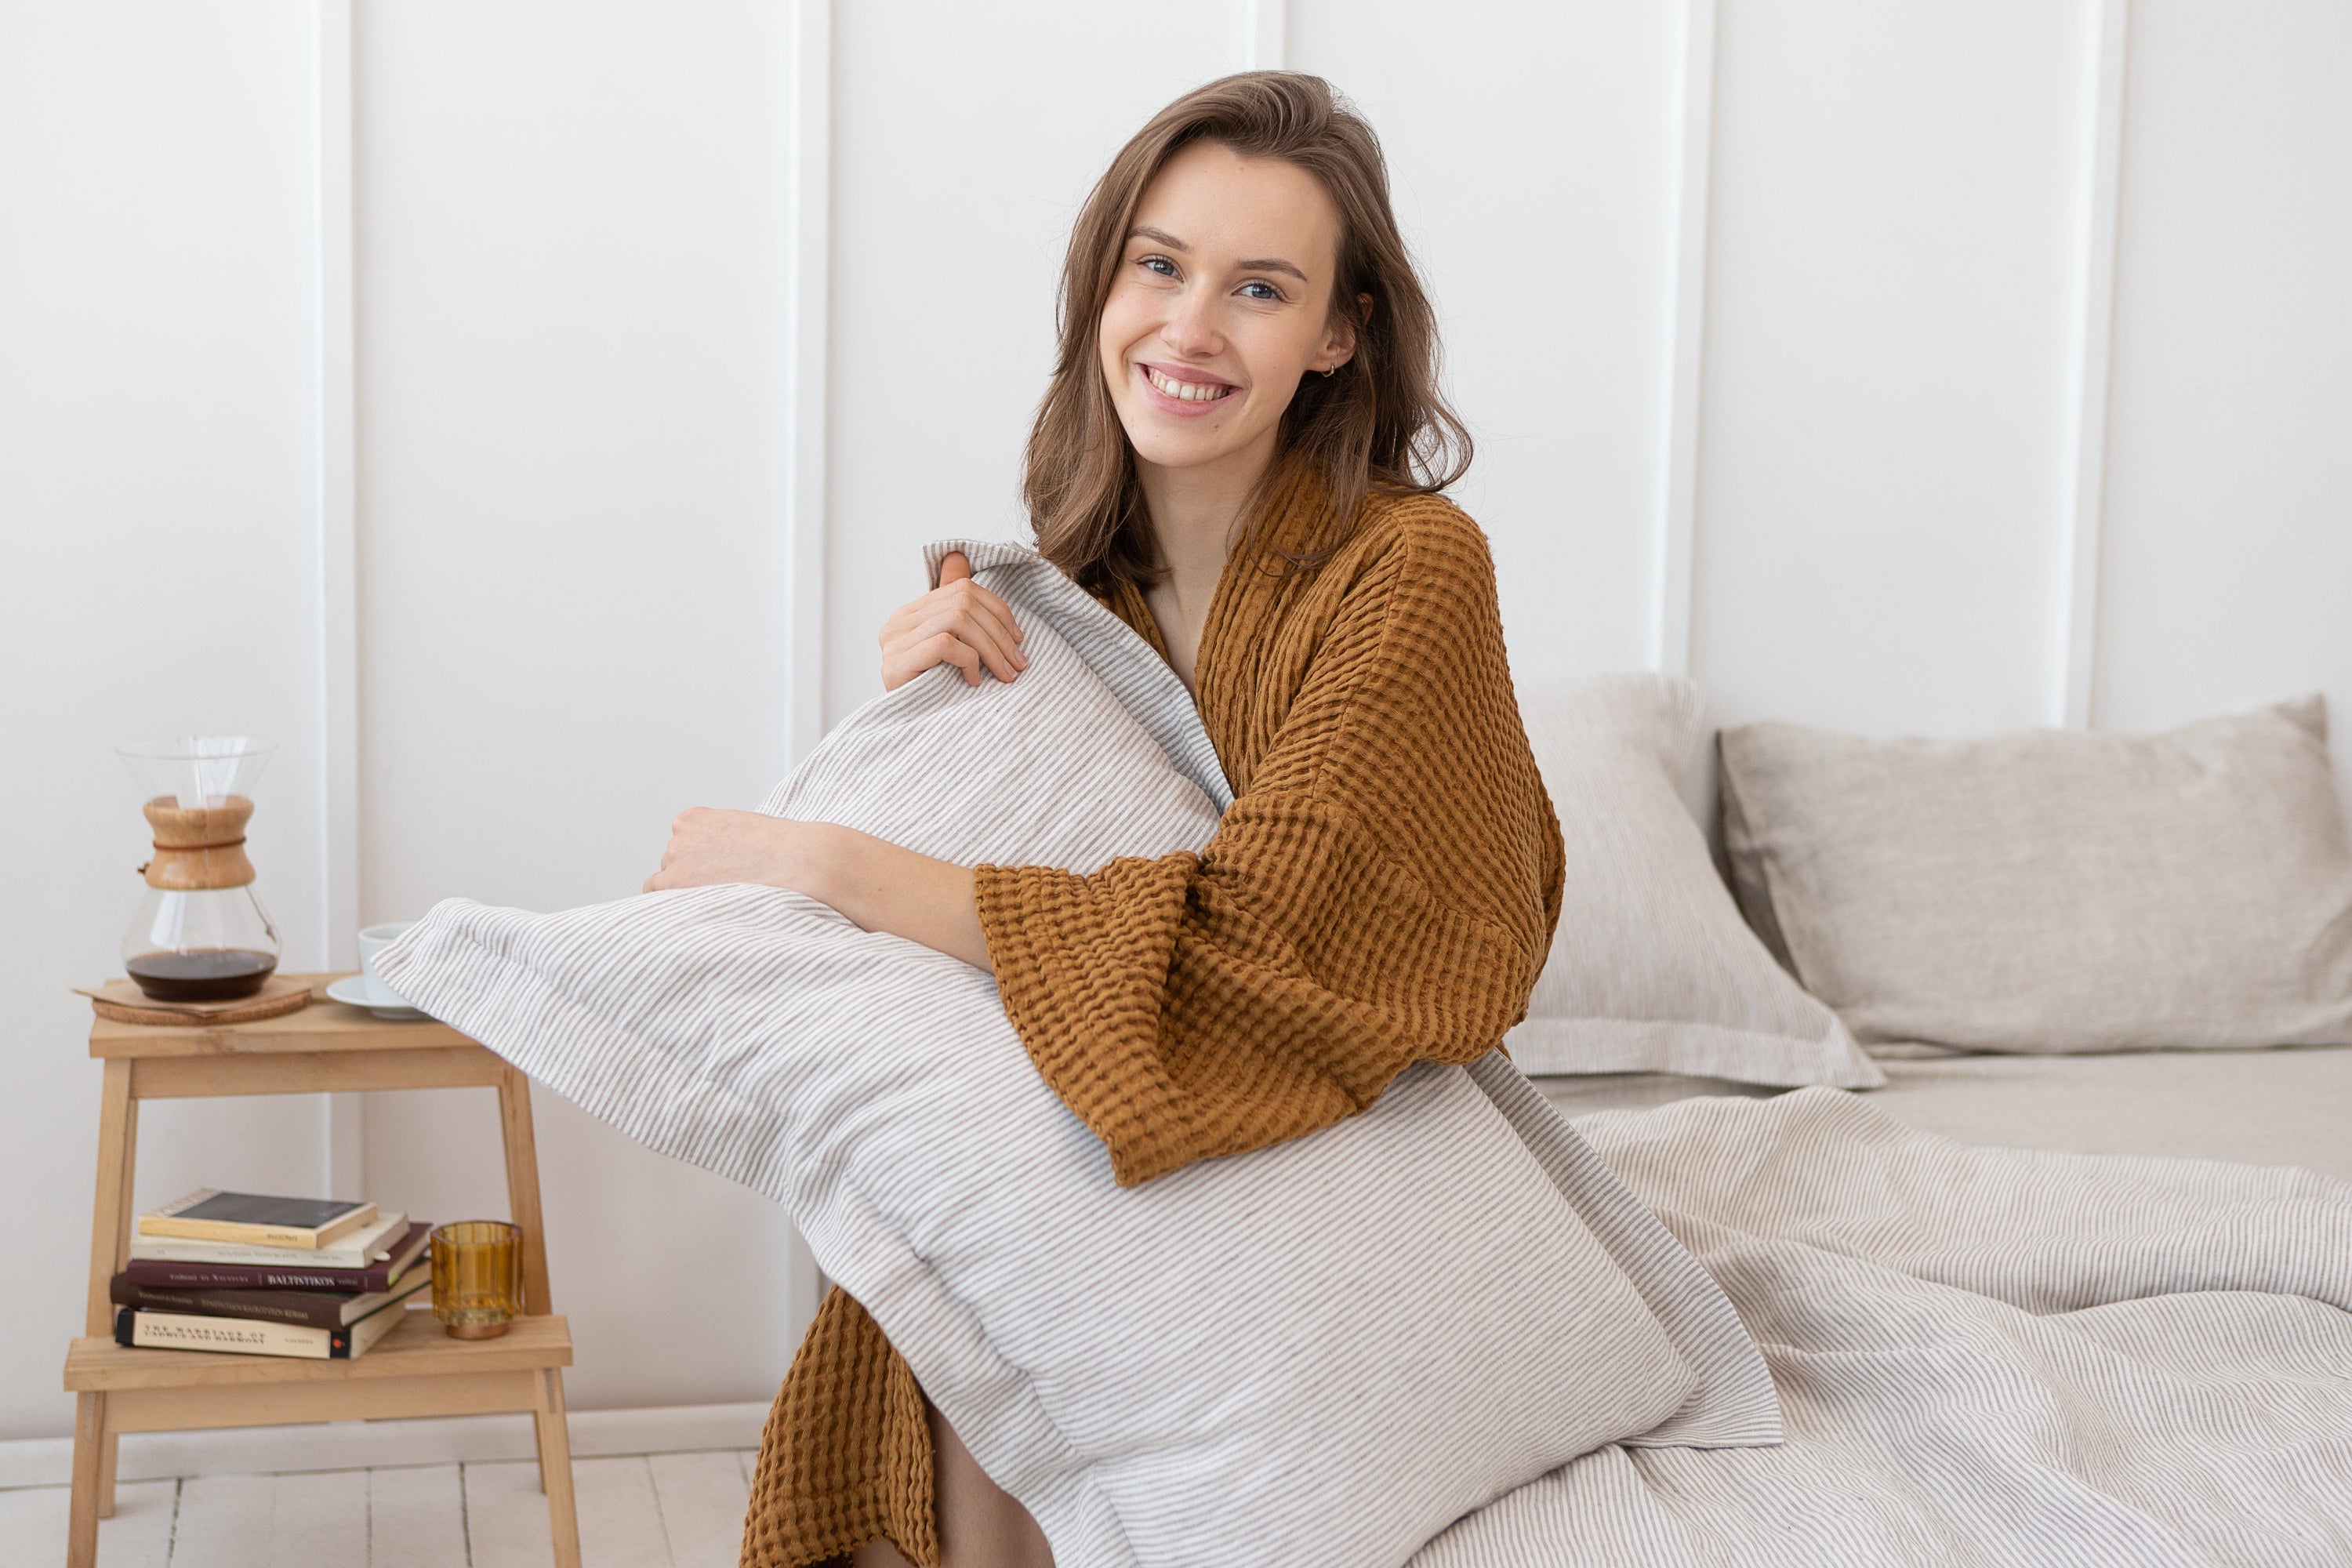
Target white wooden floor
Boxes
[0,1449,756,1567]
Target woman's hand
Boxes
[643,808,840,897]
[644,809,993,971]
[879,550,1027,691]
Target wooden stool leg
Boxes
[86,1062,136,1338]
[533,1368,582,1568]
[95,1426,119,1519]
[496,1069,554,1317]
[68,1392,105,1568]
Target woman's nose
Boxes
[1161,290,1223,358]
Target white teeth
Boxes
[1147,367,1230,403]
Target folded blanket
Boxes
[1420,1088,2352,1566]
[378,540,1780,1568]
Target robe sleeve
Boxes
[974,512,1565,1186]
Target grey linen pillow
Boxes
[1718,695,2352,1051]
[1505,673,1883,1089]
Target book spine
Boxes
[109,1278,344,1330]
[120,1259,396,1293]
[115,1307,350,1359]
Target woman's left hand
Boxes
[643,809,993,971]
[642,809,841,897]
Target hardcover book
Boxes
[110,1265,431,1329]
[114,1300,411,1359]
[137,1189,378,1250]
[129,1210,409,1271]
[120,1220,432,1294]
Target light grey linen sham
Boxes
[380,540,1778,1568]
[1719,694,2352,1051]
[1506,673,1882,1088]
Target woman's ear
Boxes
[1314,293,1372,375]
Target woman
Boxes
[649,72,1564,1568]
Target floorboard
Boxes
[0,1478,178,1567]
[0,1446,755,1566]
[463,1458,557,1568]
[174,1468,368,1568]
[649,1451,753,1568]
[369,1463,470,1567]
[572,1454,673,1568]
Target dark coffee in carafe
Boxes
[125,947,278,1002]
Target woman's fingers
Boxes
[916,630,984,687]
[875,557,1029,690]
[883,630,985,690]
[927,580,1024,657]
[880,603,1025,689]
[901,604,1023,682]
[879,577,1025,655]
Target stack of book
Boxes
[111,1189,433,1360]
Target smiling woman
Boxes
[1029,79,1470,650]
[702,72,1556,1568]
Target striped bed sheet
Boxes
[1421,1084,2352,1566]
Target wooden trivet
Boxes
[76,975,318,1027]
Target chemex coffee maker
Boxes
[118,736,281,1001]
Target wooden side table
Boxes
[61,976,582,1568]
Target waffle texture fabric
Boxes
[974,485,1568,1185]
[376,495,1780,1568]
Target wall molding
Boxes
[1245,0,1287,70]
[2056,0,2130,728]
[1652,0,1718,678]
[779,0,833,1340]
[310,0,364,1199]
[0,1403,768,1490]
[782,0,831,768]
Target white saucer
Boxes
[325,975,429,1020]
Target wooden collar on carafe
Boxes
[140,796,257,890]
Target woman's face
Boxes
[1097,140,1356,478]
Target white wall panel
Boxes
[1290,0,1684,676]
[822,2,1246,724]
[1689,1,2098,736]
[352,0,804,1410]
[0,3,332,1439]
[2094,1,2352,799]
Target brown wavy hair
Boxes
[1024,71,1472,591]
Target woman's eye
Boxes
[1139,255,1178,278]
[1239,281,1283,302]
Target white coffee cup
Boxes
[357,921,417,1006]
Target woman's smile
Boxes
[1137,361,1240,414]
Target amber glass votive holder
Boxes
[430,1220,522,1339]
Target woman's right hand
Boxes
[878,550,1028,691]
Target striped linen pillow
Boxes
[380,540,1778,1568]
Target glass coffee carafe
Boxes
[118,736,281,1002]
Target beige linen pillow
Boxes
[1718,695,2352,1051]
[1506,673,1882,1088]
